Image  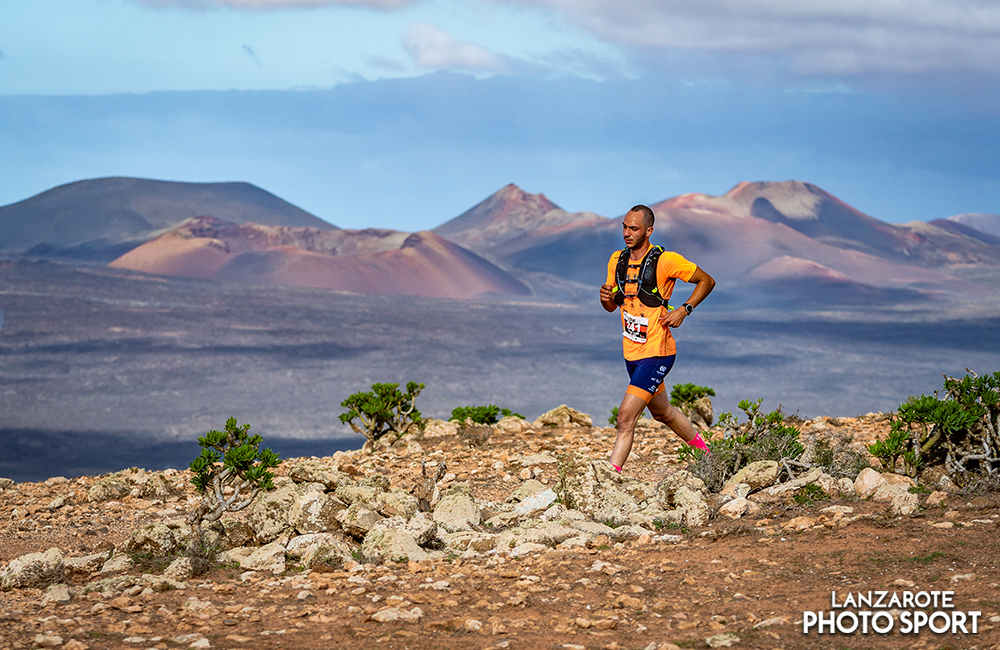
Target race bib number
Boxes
[622,310,648,343]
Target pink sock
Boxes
[687,434,709,451]
[610,461,622,473]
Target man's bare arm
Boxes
[599,283,618,313]
[661,267,716,328]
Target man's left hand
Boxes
[660,309,687,328]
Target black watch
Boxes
[682,303,694,315]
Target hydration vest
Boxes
[613,245,669,309]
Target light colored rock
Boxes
[100,554,133,574]
[362,526,429,564]
[163,557,197,581]
[87,476,131,502]
[291,489,345,534]
[287,459,353,490]
[609,524,654,541]
[42,583,72,605]
[247,478,297,543]
[372,606,424,623]
[657,470,707,508]
[534,405,592,428]
[377,490,420,519]
[496,521,581,550]
[441,531,497,552]
[557,453,638,526]
[726,461,779,490]
[33,635,63,648]
[871,484,919,516]
[508,480,547,502]
[286,533,347,558]
[336,503,385,539]
[835,477,856,495]
[719,497,751,519]
[512,488,559,516]
[124,519,193,558]
[433,484,481,533]
[220,518,255,548]
[1,547,64,590]
[882,473,916,488]
[782,516,816,531]
[705,632,740,648]
[301,536,356,570]
[64,551,112,577]
[926,490,948,506]
[510,542,549,556]
[497,416,529,433]
[939,475,958,491]
[240,541,286,574]
[854,467,886,499]
[720,483,751,499]
[421,419,460,438]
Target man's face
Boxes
[622,211,652,250]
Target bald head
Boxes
[628,204,655,229]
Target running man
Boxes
[599,204,716,473]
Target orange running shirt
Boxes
[605,248,698,361]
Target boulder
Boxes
[301,536,357,571]
[377,490,420,519]
[681,395,714,430]
[512,488,559,516]
[240,541,286,574]
[64,551,112,577]
[497,416,530,433]
[725,461,779,491]
[41,583,72,605]
[124,520,193,557]
[248,478,298,543]
[292,489,345,534]
[1,548,64,590]
[508,480,547,503]
[556,453,639,526]
[534,405,593,428]
[440,531,497,552]
[87,476,131,502]
[719,497,757,520]
[656,470,707,508]
[495,521,581,550]
[872,483,919,516]
[854,467,886,499]
[336,503,384,538]
[421,419,460,438]
[433,484,481,533]
[287,459,354,490]
[362,526,429,564]
[663,487,711,527]
[221,518,256,548]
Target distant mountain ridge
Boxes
[0,177,336,261]
[3,176,998,305]
[109,216,530,299]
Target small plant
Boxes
[449,405,524,425]
[339,381,425,451]
[681,398,804,492]
[670,383,716,408]
[188,417,280,532]
[608,406,619,426]
[793,483,830,505]
[868,370,1000,483]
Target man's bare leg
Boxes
[610,393,648,469]
[646,390,697,442]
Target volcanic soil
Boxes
[2,416,999,650]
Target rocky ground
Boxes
[2,409,999,650]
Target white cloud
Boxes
[494,0,1000,84]
[136,0,418,10]
[402,22,507,72]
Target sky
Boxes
[1,0,999,230]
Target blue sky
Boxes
[1,0,999,230]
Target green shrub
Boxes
[339,381,424,452]
[188,417,280,530]
[681,398,804,492]
[670,383,716,408]
[449,405,524,425]
[608,406,619,426]
[868,370,1000,482]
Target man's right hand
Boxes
[599,283,617,312]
